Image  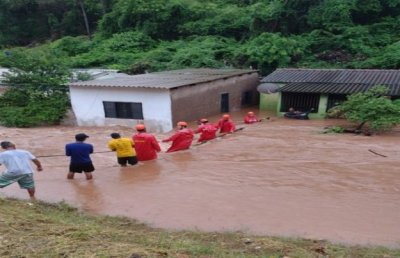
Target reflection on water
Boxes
[118,161,161,184]
[69,180,104,212]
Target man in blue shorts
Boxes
[0,141,43,198]
[65,133,95,180]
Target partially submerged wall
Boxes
[170,72,259,124]
[69,86,173,132]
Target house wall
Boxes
[170,72,259,124]
[312,94,328,119]
[277,92,283,116]
[259,83,284,112]
[69,86,173,132]
[259,93,279,113]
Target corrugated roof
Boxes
[71,68,119,81]
[70,69,257,89]
[262,68,400,85]
[257,83,280,94]
[278,82,400,96]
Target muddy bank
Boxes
[1,112,400,247]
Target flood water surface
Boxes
[1,115,400,247]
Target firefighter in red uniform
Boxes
[244,111,261,124]
[132,124,161,161]
[162,121,194,153]
[216,114,236,133]
[195,118,217,143]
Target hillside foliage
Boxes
[0,0,399,74]
[0,51,70,127]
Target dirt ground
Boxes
[1,111,399,247]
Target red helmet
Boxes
[135,124,145,130]
[177,121,187,127]
[222,114,230,120]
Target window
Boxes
[103,101,143,119]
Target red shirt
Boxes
[244,115,259,124]
[132,132,161,161]
[216,119,236,133]
[195,124,217,142]
[163,128,194,153]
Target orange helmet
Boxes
[200,118,208,123]
[177,121,187,127]
[222,114,230,120]
[135,124,145,130]
[248,111,254,116]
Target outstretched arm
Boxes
[32,159,43,171]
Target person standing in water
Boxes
[244,111,261,124]
[0,141,42,198]
[108,133,138,167]
[65,133,94,180]
[162,121,194,153]
[195,118,217,143]
[216,114,236,134]
[132,124,161,161]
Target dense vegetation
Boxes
[1,0,400,75]
[333,86,400,133]
[0,51,70,127]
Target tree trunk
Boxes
[77,0,91,40]
[356,121,366,131]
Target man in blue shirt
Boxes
[65,133,94,180]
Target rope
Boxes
[37,150,113,158]
[192,127,245,147]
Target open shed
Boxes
[259,68,400,118]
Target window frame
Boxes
[103,101,144,119]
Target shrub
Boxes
[0,51,70,127]
[340,85,400,132]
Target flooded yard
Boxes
[1,113,399,247]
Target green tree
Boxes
[340,86,400,133]
[308,0,356,31]
[239,33,306,74]
[0,51,70,127]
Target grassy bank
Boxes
[0,198,398,258]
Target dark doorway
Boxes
[241,91,252,106]
[220,93,229,113]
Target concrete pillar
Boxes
[276,92,283,117]
[310,94,328,119]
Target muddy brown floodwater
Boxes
[1,110,400,247]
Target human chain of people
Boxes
[0,112,264,198]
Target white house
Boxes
[69,69,259,132]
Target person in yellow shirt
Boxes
[108,133,138,167]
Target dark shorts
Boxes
[117,156,138,166]
[69,163,95,173]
